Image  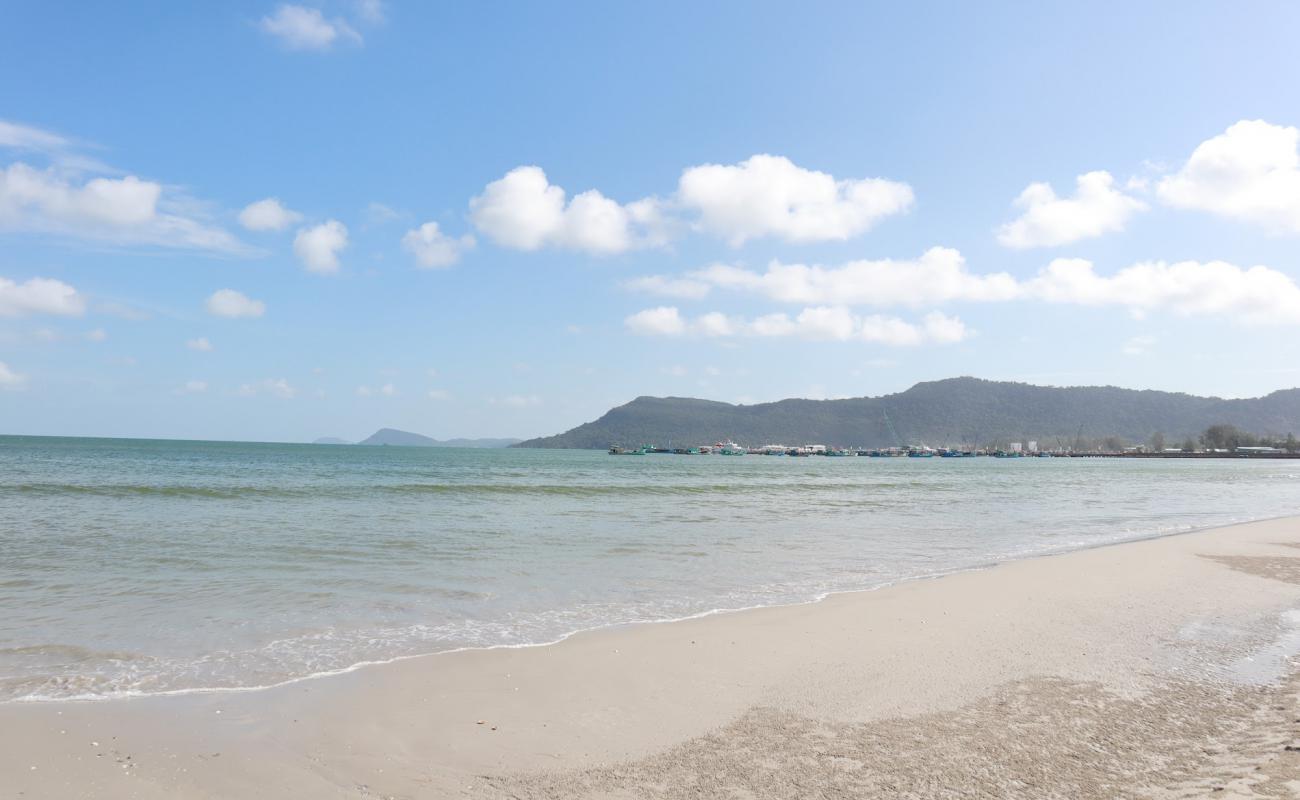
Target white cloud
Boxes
[0,120,68,152]
[0,163,244,252]
[380,382,396,396]
[238,378,296,398]
[677,154,914,246]
[1121,335,1156,356]
[621,274,711,300]
[294,220,348,273]
[355,385,372,397]
[0,276,85,317]
[624,306,687,336]
[690,247,1019,308]
[86,328,107,342]
[469,166,664,255]
[0,361,27,390]
[175,380,208,395]
[1028,258,1300,324]
[467,155,910,254]
[996,171,1147,248]
[206,289,266,318]
[427,388,450,400]
[644,247,1300,326]
[626,305,970,346]
[1157,120,1300,232]
[259,5,360,50]
[402,221,474,268]
[238,197,302,231]
[186,337,214,352]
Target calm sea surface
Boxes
[3,435,1299,702]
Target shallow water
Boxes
[2,435,1299,701]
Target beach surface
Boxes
[7,517,1300,799]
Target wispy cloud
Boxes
[259,5,361,50]
[0,119,248,253]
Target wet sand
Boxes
[7,517,1300,798]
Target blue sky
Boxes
[4,1,1300,442]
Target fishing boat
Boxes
[609,445,649,455]
[716,440,746,456]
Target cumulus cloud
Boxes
[996,171,1147,248]
[402,221,475,268]
[637,246,1300,326]
[0,276,85,317]
[469,166,664,255]
[1157,120,1300,232]
[690,247,1019,308]
[427,388,450,400]
[259,5,360,50]
[625,306,687,336]
[206,289,266,318]
[294,220,348,273]
[677,154,914,246]
[238,378,296,398]
[186,337,214,352]
[86,328,107,342]
[1027,258,1300,324]
[625,306,969,346]
[0,162,244,252]
[0,361,27,390]
[238,197,302,231]
[175,380,208,395]
[467,155,910,254]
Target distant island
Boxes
[515,377,1300,450]
[343,428,522,448]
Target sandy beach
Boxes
[7,516,1300,798]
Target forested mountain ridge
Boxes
[515,378,1300,449]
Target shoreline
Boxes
[9,509,1296,708]
[7,515,1300,797]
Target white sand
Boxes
[7,517,1300,798]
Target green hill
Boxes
[515,377,1300,449]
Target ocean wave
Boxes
[3,480,902,501]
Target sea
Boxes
[3,435,1299,703]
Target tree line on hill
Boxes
[1144,425,1300,454]
[515,378,1300,451]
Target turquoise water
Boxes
[2,435,1299,702]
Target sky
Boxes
[4,1,1300,442]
